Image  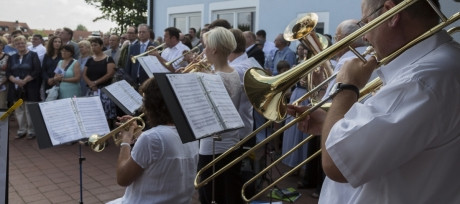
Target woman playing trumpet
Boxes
[109,77,199,204]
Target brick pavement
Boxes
[8,116,318,203]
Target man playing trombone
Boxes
[289,0,460,203]
[150,27,190,72]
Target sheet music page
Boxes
[39,99,83,145]
[74,97,111,138]
[167,74,222,139]
[105,80,143,114]
[138,56,170,78]
[198,73,244,130]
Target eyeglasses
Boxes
[357,5,384,28]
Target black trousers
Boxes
[198,149,244,204]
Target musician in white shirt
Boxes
[151,27,190,72]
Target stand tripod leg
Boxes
[78,142,86,204]
[211,135,222,204]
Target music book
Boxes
[101,80,143,115]
[138,55,170,78]
[154,73,244,143]
[28,97,110,149]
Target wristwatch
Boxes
[331,82,359,99]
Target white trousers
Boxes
[15,102,35,135]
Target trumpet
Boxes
[165,44,201,67]
[130,43,166,63]
[180,51,212,73]
[88,113,145,152]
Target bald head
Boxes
[336,19,366,47]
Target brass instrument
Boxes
[88,113,145,152]
[165,44,201,67]
[447,26,460,35]
[241,78,383,202]
[181,52,212,73]
[194,0,460,200]
[284,13,334,101]
[130,43,166,63]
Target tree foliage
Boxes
[76,24,88,31]
[84,0,147,34]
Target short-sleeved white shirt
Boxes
[122,125,199,204]
[320,30,460,204]
[161,42,190,70]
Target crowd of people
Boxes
[2,0,459,203]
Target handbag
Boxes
[45,85,59,101]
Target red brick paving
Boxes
[8,116,319,203]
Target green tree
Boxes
[76,24,88,31]
[84,0,147,34]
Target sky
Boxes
[0,0,118,33]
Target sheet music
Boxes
[74,97,111,138]
[167,74,222,139]
[104,80,143,114]
[39,99,82,145]
[199,73,244,130]
[138,55,169,78]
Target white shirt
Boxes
[323,46,372,99]
[199,70,241,155]
[161,41,190,70]
[122,125,199,204]
[320,30,460,204]
[229,53,254,139]
[28,44,46,65]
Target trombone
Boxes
[88,113,145,152]
[194,0,460,198]
[130,43,166,63]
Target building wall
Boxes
[152,0,460,45]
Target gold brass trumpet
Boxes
[130,43,166,63]
[88,113,145,152]
[181,52,212,73]
[165,44,201,67]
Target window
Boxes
[170,12,201,33]
[212,8,255,31]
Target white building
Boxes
[147,0,459,45]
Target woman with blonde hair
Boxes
[198,27,244,204]
[77,40,92,94]
[6,35,41,139]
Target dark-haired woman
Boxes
[54,45,81,98]
[112,77,199,203]
[82,37,116,126]
[42,36,62,97]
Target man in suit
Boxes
[104,34,121,66]
[124,24,155,88]
[61,27,80,59]
[243,31,265,67]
